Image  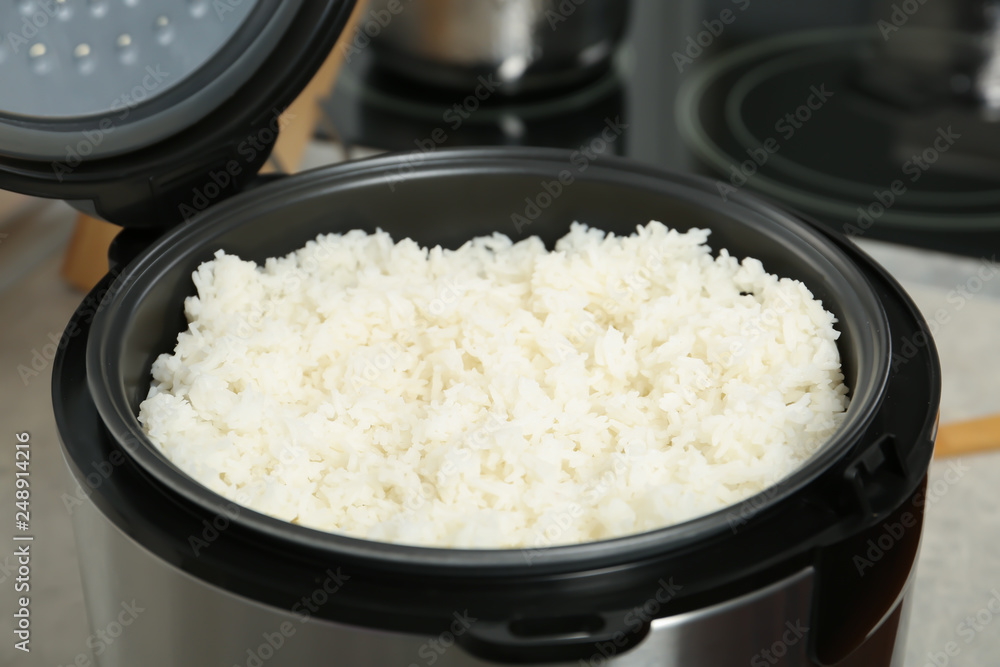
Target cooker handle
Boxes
[455,610,650,664]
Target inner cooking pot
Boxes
[85,147,890,571]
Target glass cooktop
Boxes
[323,0,1000,258]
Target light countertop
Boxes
[855,238,1000,667]
[0,199,997,666]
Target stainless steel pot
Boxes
[364,0,631,94]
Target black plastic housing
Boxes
[52,149,940,664]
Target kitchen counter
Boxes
[855,239,1000,667]
[0,200,997,666]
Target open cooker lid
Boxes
[0,0,357,228]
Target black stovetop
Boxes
[324,0,1000,258]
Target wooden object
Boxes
[60,215,122,291]
[0,190,31,220]
[934,415,1000,459]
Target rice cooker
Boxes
[0,1,940,665]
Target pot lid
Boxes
[0,0,358,228]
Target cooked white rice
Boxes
[138,221,849,548]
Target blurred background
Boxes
[1,0,999,664]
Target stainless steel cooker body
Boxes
[52,149,940,667]
[67,491,913,667]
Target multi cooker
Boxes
[0,2,940,665]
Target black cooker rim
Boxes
[82,146,896,574]
[50,233,941,624]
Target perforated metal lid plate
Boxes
[2,0,256,117]
[0,0,301,160]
